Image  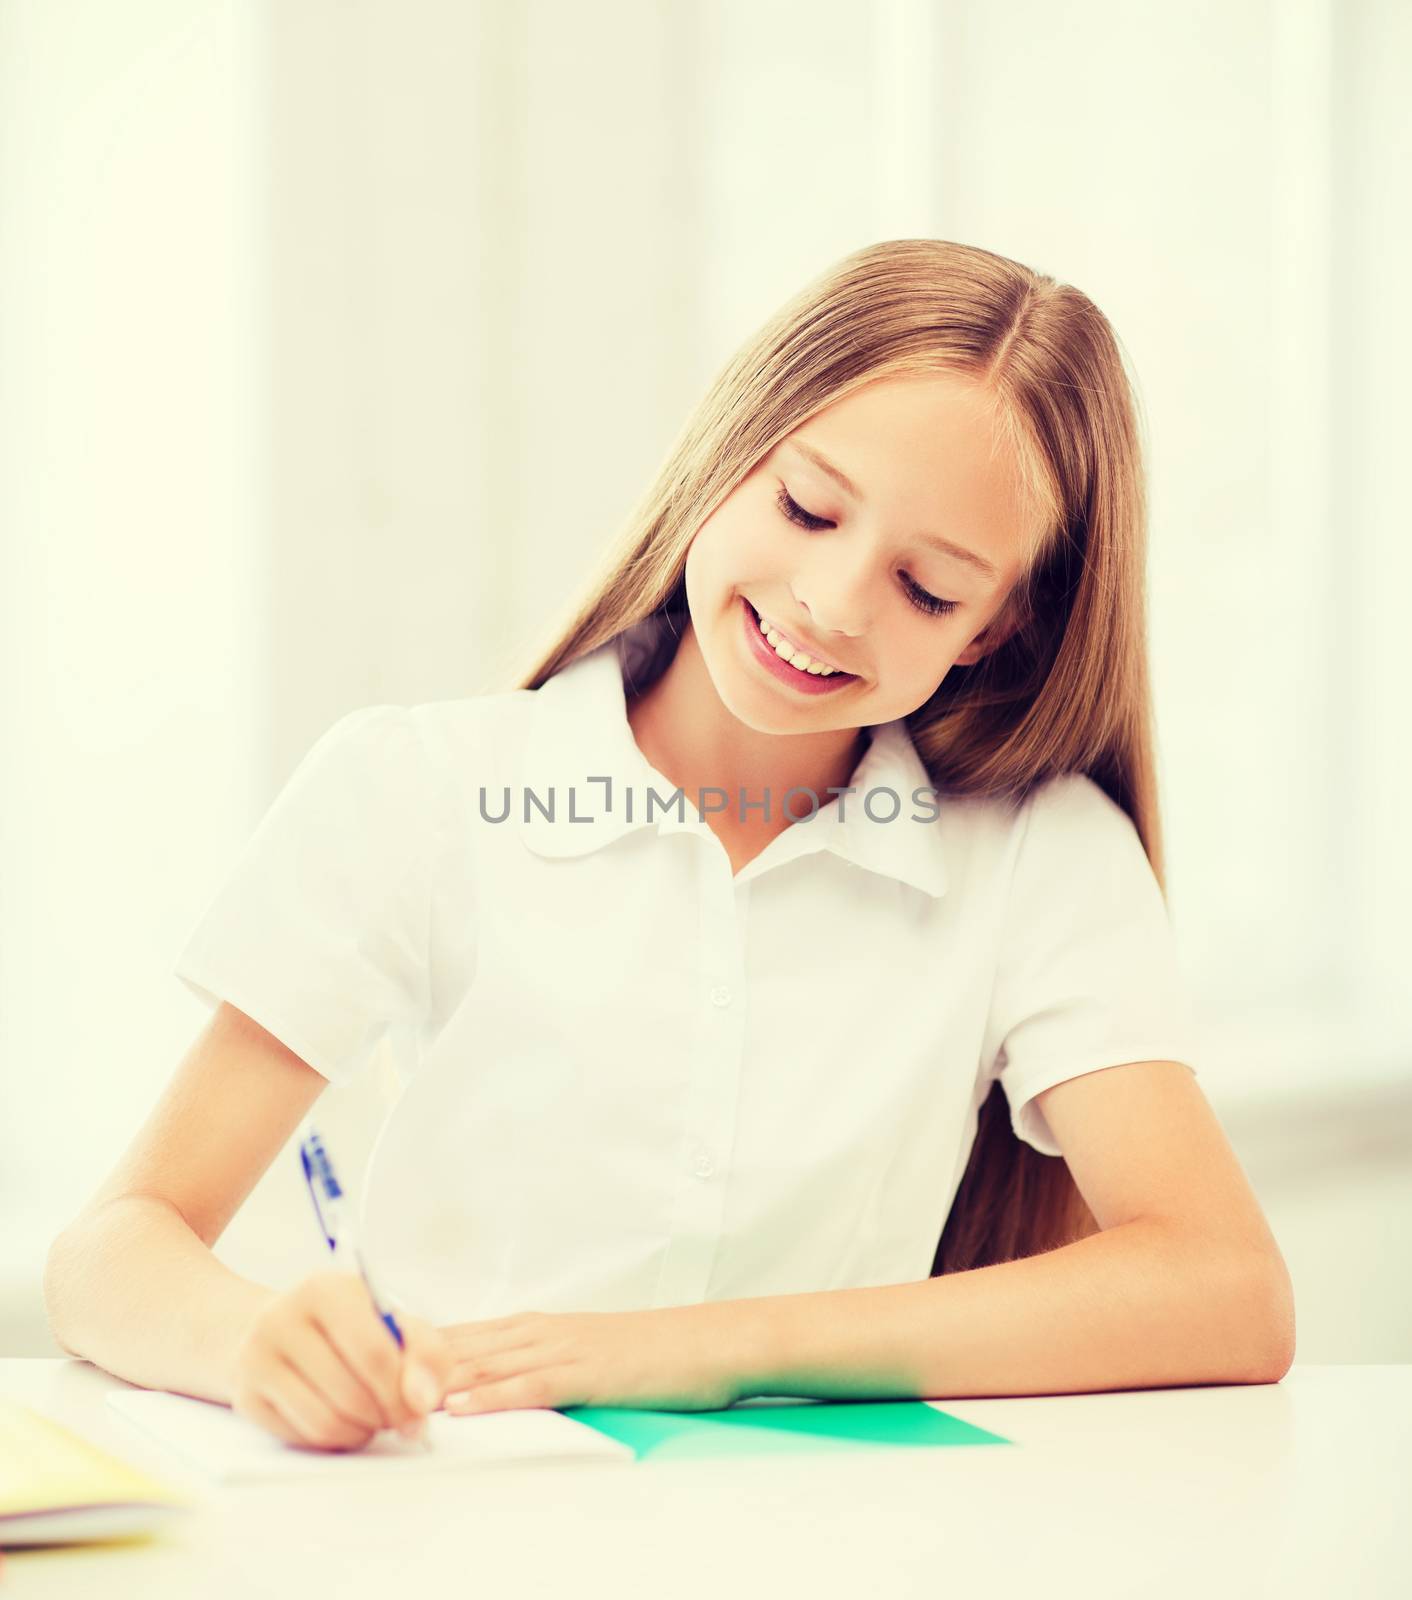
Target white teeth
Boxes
[754,608,840,676]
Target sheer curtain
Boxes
[2,0,1407,1357]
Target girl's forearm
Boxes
[43,1194,279,1405]
[722,1219,1294,1402]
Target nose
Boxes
[796,604,859,643]
[793,569,870,640]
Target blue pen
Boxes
[298,1125,432,1450]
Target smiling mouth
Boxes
[745,599,858,679]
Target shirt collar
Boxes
[516,612,949,899]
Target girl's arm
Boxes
[43,1002,323,1404]
[44,1193,279,1404]
[434,1059,1293,1414]
[735,1059,1295,1400]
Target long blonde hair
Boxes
[511,238,1171,1274]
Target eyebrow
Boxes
[787,439,1001,583]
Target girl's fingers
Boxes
[279,1324,385,1436]
[448,1336,541,1392]
[445,1367,568,1414]
[267,1355,375,1450]
[312,1297,416,1432]
[396,1315,458,1414]
[243,1387,304,1447]
[446,1346,543,1399]
[444,1314,541,1356]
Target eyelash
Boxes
[774,486,960,619]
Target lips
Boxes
[738,598,859,698]
[745,599,856,677]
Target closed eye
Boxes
[774,485,959,619]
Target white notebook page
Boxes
[106,1389,634,1483]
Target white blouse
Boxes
[174,612,1202,1325]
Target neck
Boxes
[624,622,870,827]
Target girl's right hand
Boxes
[230,1270,453,1452]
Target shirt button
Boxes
[709,984,732,1008]
[693,1151,715,1179]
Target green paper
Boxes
[559,1398,1011,1460]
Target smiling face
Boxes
[683,371,1036,735]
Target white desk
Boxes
[2,1360,1407,1598]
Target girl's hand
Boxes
[438,1305,743,1414]
[230,1270,455,1451]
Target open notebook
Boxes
[105,1389,634,1484]
[5,1389,1008,1540]
[107,1390,1010,1480]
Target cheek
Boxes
[686,508,757,591]
[683,525,739,625]
[880,628,961,701]
[682,525,714,597]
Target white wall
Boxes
[0,0,268,1302]
[3,0,1408,1363]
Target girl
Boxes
[44,239,1295,1452]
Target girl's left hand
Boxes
[437,1305,745,1414]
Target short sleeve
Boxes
[173,705,435,1089]
[981,773,1202,1158]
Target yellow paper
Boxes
[0,1397,196,1544]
